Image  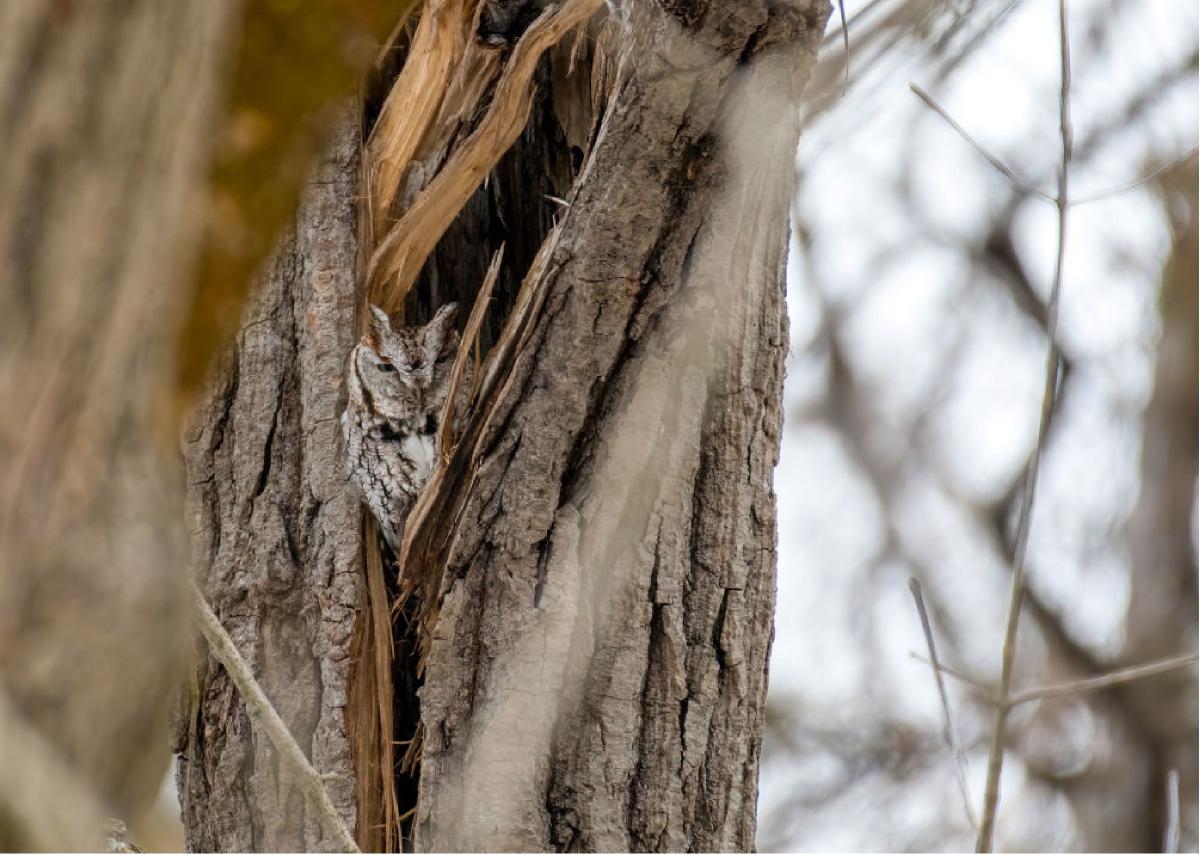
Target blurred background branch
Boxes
[760,0,1197,849]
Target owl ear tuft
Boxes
[423,302,459,356]
[368,305,394,343]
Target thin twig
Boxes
[910,90,1197,210]
[908,652,999,701]
[909,83,1056,203]
[837,0,850,96]
[909,579,977,829]
[191,582,360,853]
[975,3,1072,849]
[913,651,1198,709]
[1165,769,1181,854]
[1009,653,1198,706]
[1073,145,1199,204]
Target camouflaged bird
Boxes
[342,303,463,552]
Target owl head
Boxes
[347,302,460,432]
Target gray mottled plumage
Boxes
[342,303,462,553]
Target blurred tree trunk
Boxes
[1052,164,1199,852]
[177,1,830,851]
[0,1,236,850]
[1120,163,1199,851]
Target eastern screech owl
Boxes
[342,303,463,553]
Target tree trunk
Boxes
[414,8,826,850]
[178,2,830,850]
[176,114,365,853]
[1120,162,1199,851]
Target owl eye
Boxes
[378,362,395,373]
[421,414,437,435]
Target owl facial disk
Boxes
[351,343,410,421]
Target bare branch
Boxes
[1166,769,1181,854]
[1072,145,1200,204]
[836,0,850,95]
[913,651,1198,712]
[908,653,999,702]
[977,3,1073,847]
[909,82,1056,203]
[911,86,1195,210]
[1008,653,1199,706]
[190,582,360,853]
[909,579,977,829]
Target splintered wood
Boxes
[355,2,601,850]
[363,0,603,315]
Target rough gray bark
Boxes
[179,2,830,851]
[0,1,235,849]
[176,115,365,853]
[413,4,829,850]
